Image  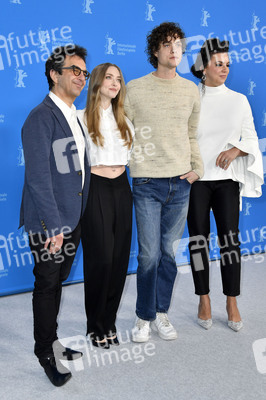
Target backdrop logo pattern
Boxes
[248,79,256,95]
[145,1,156,21]
[82,0,94,14]
[0,194,7,202]
[251,13,260,31]
[0,26,73,71]
[105,34,116,55]
[17,145,25,166]
[14,67,27,88]
[243,201,252,216]
[201,8,211,27]
[262,110,266,127]
[105,33,136,56]
[0,114,4,123]
[10,0,21,3]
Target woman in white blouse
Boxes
[188,38,263,332]
[78,63,134,348]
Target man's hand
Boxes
[44,233,64,254]
[180,171,199,184]
[216,147,247,170]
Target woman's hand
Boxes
[180,171,199,184]
[216,147,247,170]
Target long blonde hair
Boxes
[84,63,133,149]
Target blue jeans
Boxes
[133,176,191,321]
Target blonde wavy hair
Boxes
[84,63,132,149]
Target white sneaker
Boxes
[131,318,150,342]
[151,313,178,340]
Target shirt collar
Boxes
[49,91,76,124]
[100,103,113,117]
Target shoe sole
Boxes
[151,323,178,340]
[131,335,150,343]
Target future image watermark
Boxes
[53,332,156,373]
[0,226,77,272]
[178,25,266,74]
[51,136,91,174]
[1,224,266,273]
[188,226,266,271]
[176,224,266,272]
[130,126,155,164]
[253,338,266,374]
[0,26,73,71]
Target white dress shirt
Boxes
[197,83,263,198]
[77,105,134,166]
[49,91,85,187]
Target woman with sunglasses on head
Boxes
[77,63,134,348]
[188,38,263,332]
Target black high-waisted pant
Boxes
[187,179,241,297]
[81,171,132,340]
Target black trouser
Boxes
[29,224,81,359]
[81,171,132,340]
[187,180,241,296]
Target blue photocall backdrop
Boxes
[0,0,265,296]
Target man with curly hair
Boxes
[125,22,203,342]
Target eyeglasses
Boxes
[61,65,90,80]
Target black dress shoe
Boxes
[39,356,72,387]
[106,336,120,346]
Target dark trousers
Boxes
[187,180,241,296]
[81,171,132,340]
[29,223,81,359]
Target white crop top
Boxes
[77,105,134,167]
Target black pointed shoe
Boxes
[39,356,72,387]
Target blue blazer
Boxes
[19,95,90,236]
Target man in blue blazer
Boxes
[19,44,90,387]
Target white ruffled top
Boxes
[197,83,263,197]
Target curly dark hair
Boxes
[45,44,87,90]
[191,38,229,80]
[146,22,186,69]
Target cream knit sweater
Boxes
[124,72,204,178]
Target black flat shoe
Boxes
[90,337,110,349]
[106,336,120,346]
[39,356,72,387]
[91,338,110,349]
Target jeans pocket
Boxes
[132,178,151,186]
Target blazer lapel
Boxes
[43,95,73,138]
